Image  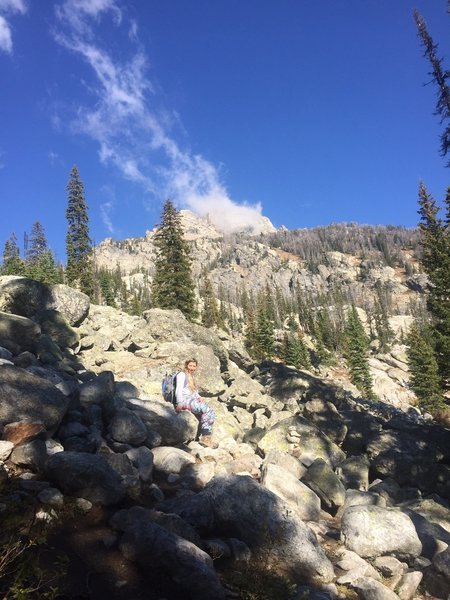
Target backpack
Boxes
[162,372,178,406]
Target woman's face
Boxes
[186,361,197,374]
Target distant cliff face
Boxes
[94,210,421,312]
[93,211,425,408]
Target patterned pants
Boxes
[176,396,215,435]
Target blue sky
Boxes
[1,0,449,261]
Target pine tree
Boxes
[151,200,197,320]
[417,182,450,392]
[65,165,95,298]
[201,275,221,328]
[25,222,59,284]
[1,233,26,275]
[254,306,275,361]
[414,9,450,164]
[406,323,444,412]
[344,306,375,399]
[99,270,116,307]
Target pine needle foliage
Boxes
[344,306,375,399]
[406,323,444,411]
[417,182,450,393]
[65,166,94,298]
[25,222,59,284]
[1,233,26,276]
[414,9,450,164]
[151,200,197,320]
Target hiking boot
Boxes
[199,435,218,449]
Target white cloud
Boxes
[100,200,115,234]
[53,0,264,233]
[0,0,26,13]
[0,0,26,54]
[0,15,12,53]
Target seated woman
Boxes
[175,358,217,448]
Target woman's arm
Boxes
[175,372,186,405]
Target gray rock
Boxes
[33,309,79,348]
[128,398,199,445]
[79,371,115,406]
[303,397,348,444]
[111,506,226,600]
[44,451,126,505]
[10,439,47,471]
[38,487,65,507]
[341,505,422,558]
[433,545,450,580]
[302,459,346,512]
[0,440,14,461]
[261,463,321,521]
[263,449,307,479]
[108,408,148,446]
[47,283,90,326]
[151,446,196,475]
[373,556,406,578]
[163,475,334,585]
[0,365,69,434]
[351,577,400,600]
[341,489,387,512]
[337,455,370,491]
[396,571,423,600]
[125,446,154,482]
[401,507,450,559]
[257,415,345,467]
[0,311,41,352]
[180,462,215,491]
[367,429,440,492]
[57,421,90,440]
[0,346,13,360]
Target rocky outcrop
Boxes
[0,278,449,599]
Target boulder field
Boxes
[0,276,449,599]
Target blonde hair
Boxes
[184,358,198,392]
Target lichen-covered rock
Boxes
[341,505,422,558]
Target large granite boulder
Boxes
[0,312,41,352]
[161,475,334,585]
[257,415,345,466]
[341,505,422,558]
[44,451,126,505]
[111,506,226,600]
[0,277,89,326]
[261,463,321,521]
[0,365,69,433]
[32,309,80,348]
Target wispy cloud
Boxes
[53,0,265,234]
[0,0,27,54]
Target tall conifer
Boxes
[1,233,25,275]
[344,306,375,399]
[65,166,94,297]
[151,200,197,320]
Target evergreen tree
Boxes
[254,306,275,361]
[280,331,311,370]
[99,270,116,307]
[1,233,25,275]
[406,323,444,412]
[417,182,450,392]
[65,166,95,297]
[344,306,375,399]
[414,9,450,164]
[25,222,59,284]
[151,200,197,320]
[201,275,222,328]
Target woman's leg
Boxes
[189,397,215,435]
